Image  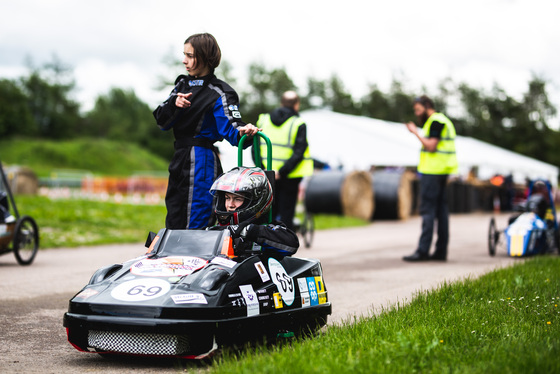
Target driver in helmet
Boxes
[209,166,299,257]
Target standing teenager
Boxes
[153,33,258,230]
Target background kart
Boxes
[488,179,559,257]
[0,159,39,265]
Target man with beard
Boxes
[403,96,458,262]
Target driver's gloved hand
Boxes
[228,222,254,239]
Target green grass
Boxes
[299,213,369,230]
[11,195,367,248]
[209,257,560,374]
[0,138,169,176]
[16,195,166,248]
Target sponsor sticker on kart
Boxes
[130,256,207,277]
[111,278,171,302]
[254,261,271,282]
[305,276,327,306]
[171,293,207,304]
[297,278,311,307]
[273,292,283,309]
[75,288,99,299]
[315,276,327,304]
[307,277,319,306]
[211,256,237,268]
[239,285,259,317]
[268,258,295,306]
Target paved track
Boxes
[0,213,517,373]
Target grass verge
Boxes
[308,214,369,230]
[210,256,560,374]
[0,137,169,176]
[15,195,166,248]
[14,196,368,248]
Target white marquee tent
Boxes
[218,109,558,185]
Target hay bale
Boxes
[5,166,38,195]
[305,171,373,220]
[371,169,413,220]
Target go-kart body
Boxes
[504,212,547,256]
[63,228,331,358]
[64,133,330,359]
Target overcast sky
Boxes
[1,0,559,124]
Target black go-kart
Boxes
[63,134,331,359]
[0,159,39,265]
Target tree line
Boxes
[0,56,558,167]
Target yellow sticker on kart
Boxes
[314,276,327,304]
[273,292,283,309]
[510,235,524,256]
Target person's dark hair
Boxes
[414,95,435,110]
[184,33,222,72]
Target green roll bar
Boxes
[237,132,272,169]
[237,132,273,223]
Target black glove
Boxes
[228,222,253,239]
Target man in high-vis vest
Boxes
[256,91,313,230]
[403,95,458,262]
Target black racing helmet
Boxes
[210,167,273,225]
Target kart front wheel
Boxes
[488,218,498,257]
[13,216,39,265]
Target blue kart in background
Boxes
[488,180,559,257]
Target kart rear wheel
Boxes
[488,218,498,257]
[301,213,315,249]
[13,216,39,265]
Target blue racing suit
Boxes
[153,74,247,229]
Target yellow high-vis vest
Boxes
[418,112,459,175]
[256,113,313,178]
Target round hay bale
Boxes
[305,171,373,220]
[5,166,38,195]
[371,169,413,220]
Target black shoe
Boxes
[403,252,429,262]
[429,254,447,261]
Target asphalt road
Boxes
[0,213,518,373]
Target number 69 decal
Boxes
[268,258,295,306]
[111,278,170,302]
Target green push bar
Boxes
[237,132,272,169]
[237,132,273,223]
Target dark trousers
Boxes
[273,177,302,231]
[417,174,449,257]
